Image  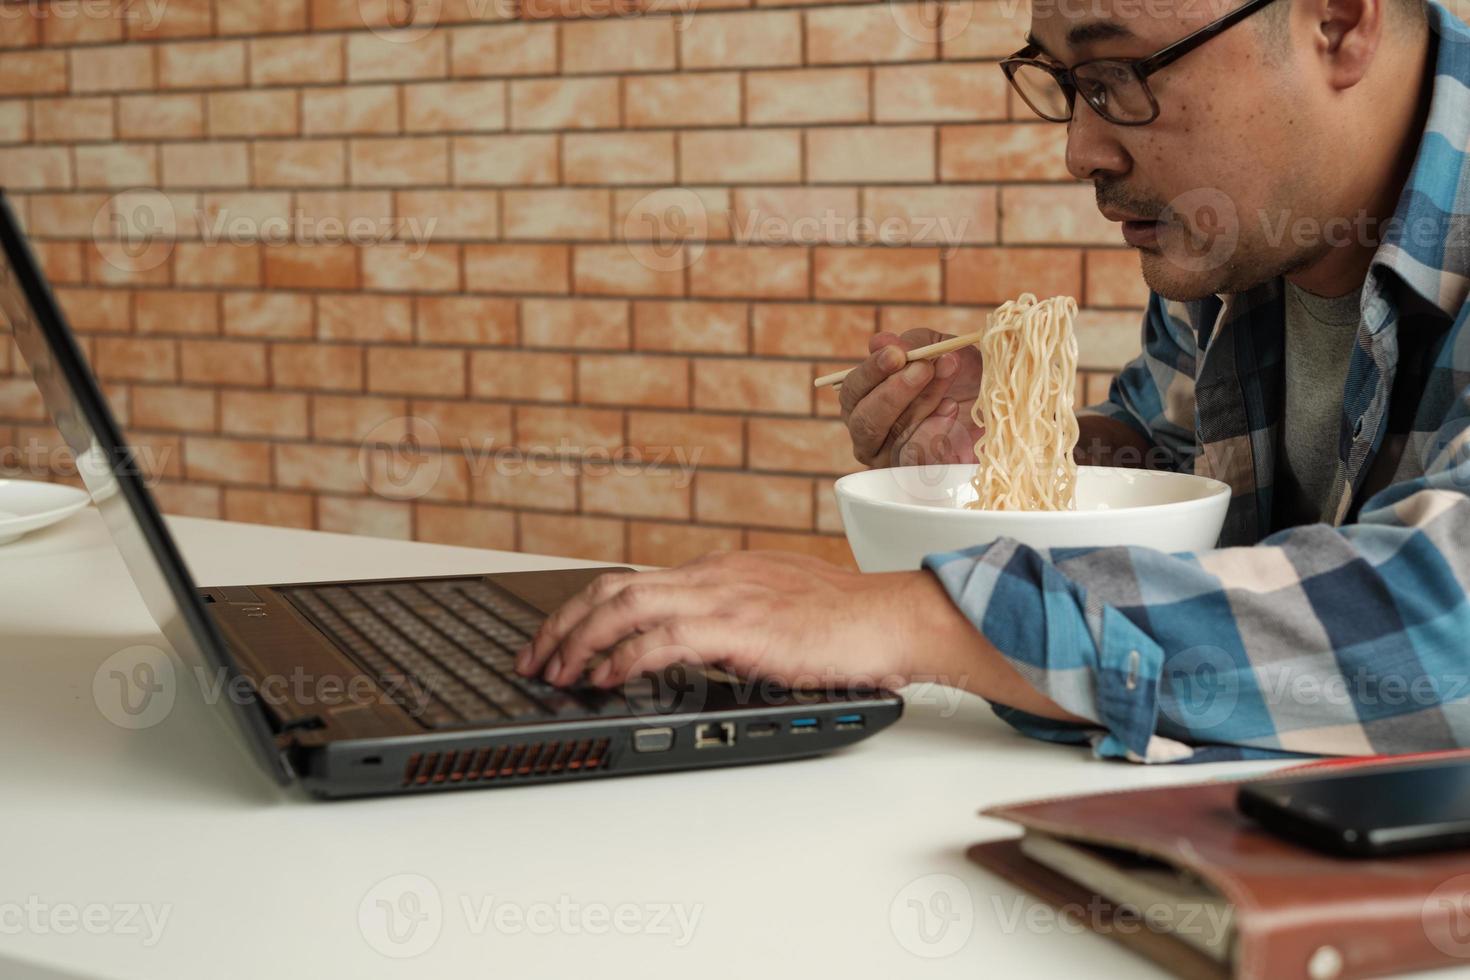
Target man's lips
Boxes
[1101,209,1162,249]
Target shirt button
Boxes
[1352,419,1364,439]
[1126,650,1141,691]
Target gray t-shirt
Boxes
[1276,282,1362,527]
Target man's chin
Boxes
[1137,251,1233,303]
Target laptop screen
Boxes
[0,192,292,786]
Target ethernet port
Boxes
[694,721,736,749]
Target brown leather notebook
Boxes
[969,751,1470,980]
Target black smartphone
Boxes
[1237,756,1470,857]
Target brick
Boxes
[347,30,447,81]
[34,242,85,284]
[158,41,246,89]
[361,244,461,293]
[252,139,347,187]
[941,0,1028,59]
[863,186,997,246]
[578,354,688,408]
[84,240,171,288]
[583,468,690,520]
[502,189,610,241]
[76,144,159,190]
[291,189,392,226]
[731,187,860,245]
[0,378,45,420]
[396,189,499,240]
[415,503,515,550]
[564,132,675,185]
[747,68,868,125]
[350,137,449,186]
[453,134,557,185]
[409,399,511,449]
[509,77,618,131]
[42,11,121,46]
[450,23,557,77]
[184,437,272,485]
[311,393,407,442]
[161,143,249,189]
[1000,185,1118,246]
[250,35,343,85]
[69,46,150,94]
[749,417,860,474]
[688,246,809,300]
[367,347,465,396]
[128,0,212,39]
[54,288,130,334]
[270,343,364,390]
[680,11,801,69]
[274,443,365,493]
[117,94,205,139]
[223,292,314,339]
[814,246,941,302]
[752,303,874,357]
[475,463,577,512]
[695,471,812,529]
[627,410,743,467]
[221,390,309,438]
[174,244,257,290]
[518,512,625,562]
[625,73,740,128]
[617,186,732,244]
[470,350,573,401]
[219,0,309,33]
[152,482,221,519]
[404,80,506,133]
[0,99,26,143]
[939,124,1070,182]
[693,358,811,414]
[628,522,741,567]
[1075,308,1144,370]
[416,295,516,345]
[94,337,177,382]
[33,97,112,143]
[806,4,937,63]
[136,290,218,335]
[633,300,746,354]
[562,18,675,74]
[224,488,314,529]
[132,385,217,433]
[204,90,295,139]
[263,244,359,290]
[514,405,621,452]
[318,293,413,342]
[808,127,935,183]
[875,64,1007,123]
[520,298,628,350]
[572,245,683,298]
[318,496,412,540]
[0,147,70,189]
[945,247,1084,305]
[679,130,801,185]
[181,339,267,386]
[1084,249,1149,308]
[464,244,569,294]
[746,530,855,569]
[29,193,111,237]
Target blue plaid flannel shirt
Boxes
[923,1,1470,763]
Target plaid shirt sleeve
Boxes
[923,299,1470,765]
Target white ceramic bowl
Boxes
[834,464,1231,573]
[0,479,91,546]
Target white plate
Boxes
[0,479,91,546]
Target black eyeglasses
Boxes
[1002,0,1281,126]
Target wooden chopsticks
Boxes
[812,328,986,389]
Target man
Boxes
[517,0,1470,763]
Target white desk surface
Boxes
[0,508,1299,980]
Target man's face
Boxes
[1027,0,1329,301]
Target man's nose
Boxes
[1065,104,1130,182]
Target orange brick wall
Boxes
[0,0,1150,568]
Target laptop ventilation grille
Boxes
[401,738,610,788]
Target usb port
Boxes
[746,722,779,737]
[834,713,865,731]
[694,721,736,748]
[789,718,819,734]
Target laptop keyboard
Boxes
[279,578,625,729]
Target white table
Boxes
[0,509,1293,980]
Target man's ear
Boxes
[1314,0,1385,88]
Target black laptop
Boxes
[0,192,901,799]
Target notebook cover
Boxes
[969,750,1470,980]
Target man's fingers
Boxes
[896,413,976,466]
[846,358,939,465]
[837,343,907,418]
[587,619,738,688]
[519,569,686,675]
[883,366,960,462]
[542,585,741,686]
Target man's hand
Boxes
[840,329,984,469]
